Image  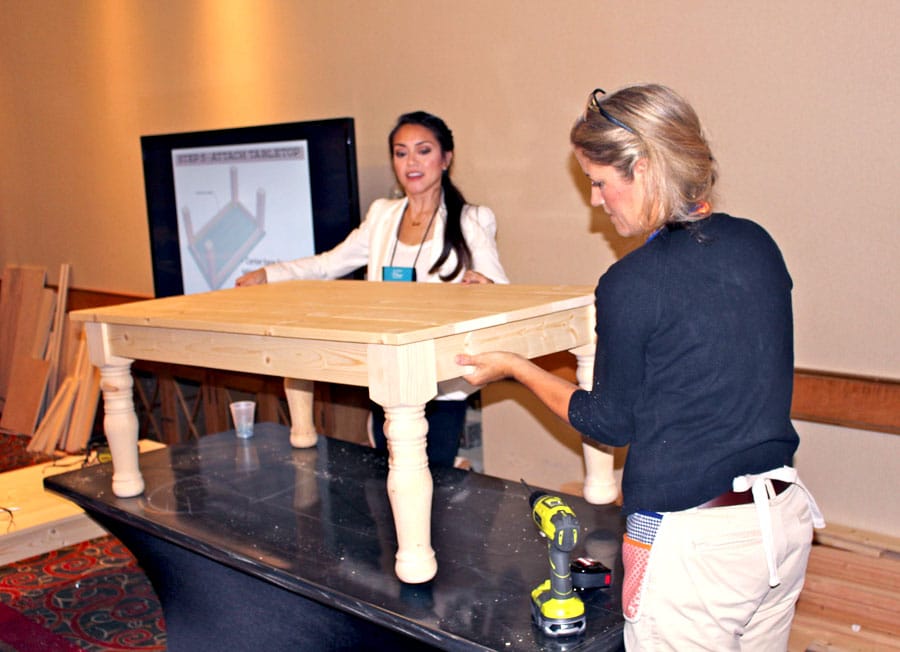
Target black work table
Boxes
[45,424,625,651]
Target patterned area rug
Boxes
[0,536,166,651]
[0,433,55,474]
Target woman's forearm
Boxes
[508,356,578,423]
[458,352,577,423]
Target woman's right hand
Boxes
[235,268,267,287]
[456,352,521,385]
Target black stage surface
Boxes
[45,423,625,651]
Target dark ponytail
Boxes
[390,111,472,281]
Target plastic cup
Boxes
[230,400,256,439]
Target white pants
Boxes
[624,484,814,651]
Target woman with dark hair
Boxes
[237,110,508,467]
[457,84,822,650]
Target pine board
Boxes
[0,356,51,435]
[0,440,166,565]
[0,266,47,399]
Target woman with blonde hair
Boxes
[458,84,822,650]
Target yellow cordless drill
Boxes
[525,483,587,638]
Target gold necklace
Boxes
[407,205,437,227]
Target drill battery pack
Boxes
[571,557,612,590]
[531,580,587,638]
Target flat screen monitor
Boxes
[141,118,361,297]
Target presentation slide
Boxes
[171,140,314,293]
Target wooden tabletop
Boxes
[69,281,595,346]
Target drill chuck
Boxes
[529,491,580,551]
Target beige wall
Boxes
[2,2,898,533]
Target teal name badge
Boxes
[382,266,416,282]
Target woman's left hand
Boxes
[461,270,494,284]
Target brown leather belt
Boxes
[698,479,792,509]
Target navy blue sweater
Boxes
[568,214,799,515]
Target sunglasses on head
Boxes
[586,88,637,135]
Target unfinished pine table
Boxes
[70,280,616,583]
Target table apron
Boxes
[92,323,371,385]
[434,306,594,380]
[88,305,593,388]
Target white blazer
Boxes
[264,197,509,284]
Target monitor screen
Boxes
[141,118,361,297]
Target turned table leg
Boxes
[284,377,317,448]
[382,403,435,583]
[368,341,438,584]
[98,361,144,498]
[572,344,618,505]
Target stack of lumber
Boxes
[789,524,900,651]
[0,264,100,454]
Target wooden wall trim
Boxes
[791,368,900,435]
[539,356,900,436]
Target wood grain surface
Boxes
[69,280,595,344]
